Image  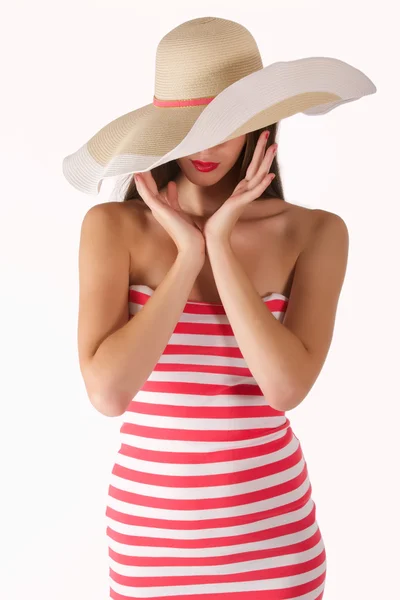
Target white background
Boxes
[1,1,398,598]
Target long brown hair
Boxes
[113,122,285,203]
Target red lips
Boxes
[191,160,220,172]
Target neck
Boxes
[174,162,241,219]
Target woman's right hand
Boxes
[134,171,206,259]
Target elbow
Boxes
[82,361,130,417]
[85,378,129,417]
[89,391,126,417]
[266,361,316,412]
[273,370,318,411]
[267,383,306,412]
[271,395,301,412]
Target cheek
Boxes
[176,158,190,174]
[225,138,247,163]
[229,135,247,151]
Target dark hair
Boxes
[113,122,285,203]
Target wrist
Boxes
[177,245,205,269]
[205,234,231,252]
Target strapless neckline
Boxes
[129,283,289,307]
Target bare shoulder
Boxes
[78,201,133,308]
[291,206,349,282]
[80,200,145,259]
[81,200,140,233]
[307,208,349,250]
[311,207,348,228]
[284,203,348,248]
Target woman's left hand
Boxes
[203,131,278,244]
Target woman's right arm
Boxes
[77,203,205,418]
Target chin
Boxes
[191,173,224,186]
[181,165,229,186]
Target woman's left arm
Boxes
[206,211,349,412]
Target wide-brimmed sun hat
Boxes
[62,16,377,196]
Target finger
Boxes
[262,143,277,172]
[165,181,179,211]
[134,174,159,210]
[242,172,275,199]
[247,144,277,190]
[165,182,196,225]
[134,174,150,204]
[134,173,149,198]
[136,170,158,195]
[245,130,269,181]
[158,187,167,205]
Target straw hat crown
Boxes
[154,17,263,101]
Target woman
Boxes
[65,16,376,599]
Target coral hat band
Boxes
[153,95,215,107]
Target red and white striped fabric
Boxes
[105,284,327,600]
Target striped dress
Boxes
[105,284,327,600]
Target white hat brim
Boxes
[62,56,376,195]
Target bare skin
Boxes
[123,196,315,304]
[77,131,348,415]
[124,131,318,303]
